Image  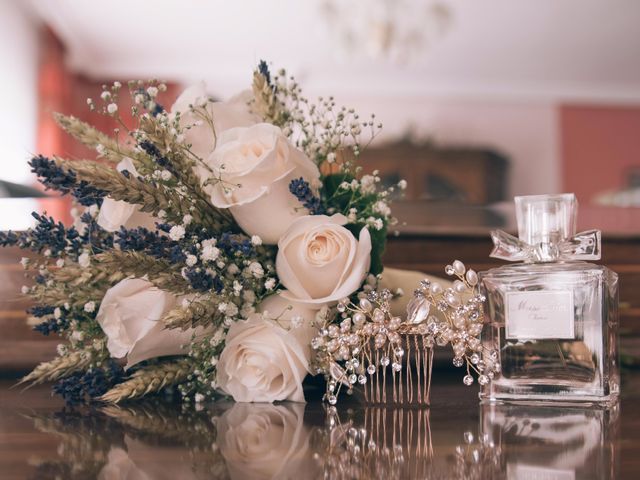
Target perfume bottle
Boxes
[479,193,619,404]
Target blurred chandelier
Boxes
[320,0,452,64]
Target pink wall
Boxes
[561,105,640,204]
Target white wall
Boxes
[0,1,39,185]
[333,95,560,199]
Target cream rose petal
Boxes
[226,173,310,244]
[171,85,259,160]
[217,316,312,403]
[201,123,320,244]
[289,227,355,298]
[96,278,204,368]
[96,158,157,232]
[276,214,372,306]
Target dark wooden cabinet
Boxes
[1,200,639,372]
[359,140,509,204]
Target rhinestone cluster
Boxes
[313,260,499,405]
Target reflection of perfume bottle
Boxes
[479,194,619,404]
[480,403,619,479]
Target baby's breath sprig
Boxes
[252,62,382,174]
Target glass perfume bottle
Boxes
[479,193,619,404]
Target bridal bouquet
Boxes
[2,62,403,405]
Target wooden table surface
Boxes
[1,370,639,479]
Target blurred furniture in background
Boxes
[1,198,639,372]
[359,139,509,204]
[0,180,46,198]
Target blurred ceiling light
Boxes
[320,0,452,64]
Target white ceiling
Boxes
[23,0,640,103]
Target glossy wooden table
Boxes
[1,371,638,479]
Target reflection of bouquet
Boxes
[2,61,405,404]
[26,402,313,480]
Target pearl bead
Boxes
[465,269,478,286]
[453,260,466,276]
[452,280,465,294]
[353,312,366,327]
[388,317,401,330]
[429,283,443,295]
[340,318,352,332]
[359,298,373,312]
[372,308,385,323]
[469,323,482,336]
[445,291,461,307]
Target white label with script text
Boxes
[508,463,575,480]
[505,291,574,340]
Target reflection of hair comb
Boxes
[316,407,433,478]
[313,261,497,406]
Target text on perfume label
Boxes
[505,291,575,340]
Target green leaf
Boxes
[345,223,387,276]
[321,172,354,213]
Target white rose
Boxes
[217,403,315,480]
[96,158,157,232]
[276,214,372,306]
[96,278,203,368]
[202,123,320,244]
[171,83,259,160]
[216,313,315,402]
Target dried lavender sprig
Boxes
[29,155,106,206]
[289,177,325,214]
[57,158,232,231]
[0,212,83,257]
[52,360,124,405]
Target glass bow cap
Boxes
[514,193,577,246]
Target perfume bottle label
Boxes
[505,291,575,340]
[508,463,575,480]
